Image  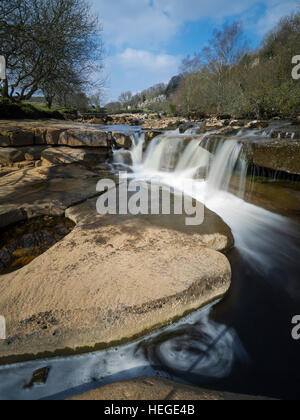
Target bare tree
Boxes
[0,0,104,102]
[118,91,133,106]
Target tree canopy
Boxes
[0,0,104,105]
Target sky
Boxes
[90,0,299,103]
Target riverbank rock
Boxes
[0,147,26,164]
[68,377,268,401]
[0,164,105,229]
[58,129,110,148]
[41,147,109,166]
[0,120,134,150]
[0,190,233,365]
[240,138,300,175]
[201,135,300,176]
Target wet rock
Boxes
[245,121,269,130]
[24,367,51,389]
[240,138,300,175]
[179,122,195,134]
[144,131,162,146]
[271,127,300,140]
[229,120,246,127]
[218,127,241,136]
[111,132,132,149]
[0,216,75,274]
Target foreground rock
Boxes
[68,377,267,401]
[0,191,233,364]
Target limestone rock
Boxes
[241,138,300,175]
[0,147,25,164]
[0,164,103,229]
[0,193,233,364]
[68,377,268,401]
[41,147,108,166]
[111,132,132,149]
[24,146,48,161]
[59,129,110,148]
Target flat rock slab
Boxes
[0,120,133,149]
[0,164,106,229]
[202,135,300,175]
[41,147,109,166]
[0,194,233,364]
[240,138,300,175]
[68,377,268,400]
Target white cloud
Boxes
[91,0,178,47]
[105,49,181,101]
[91,0,298,48]
[117,49,181,72]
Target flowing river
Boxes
[0,127,299,400]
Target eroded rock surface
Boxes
[0,191,233,364]
[0,164,106,229]
[68,377,268,401]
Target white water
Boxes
[114,130,299,290]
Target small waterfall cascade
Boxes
[114,130,249,198]
[206,140,248,198]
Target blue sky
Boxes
[90,0,299,103]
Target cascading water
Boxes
[114,130,299,277]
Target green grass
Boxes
[0,98,73,120]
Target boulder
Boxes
[111,132,132,149]
[68,377,268,401]
[0,191,233,364]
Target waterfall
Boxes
[112,129,299,281]
[114,132,145,167]
[114,131,248,198]
[206,140,247,198]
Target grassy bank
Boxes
[0,98,76,120]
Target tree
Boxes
[0,0,104,102]
[118,91,133,105]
